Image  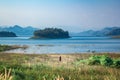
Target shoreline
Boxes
[1,44,120,54]
[3,44,120,53]
[2,51,120,54]
[1,52,120,55]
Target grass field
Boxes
[0,52,120,80]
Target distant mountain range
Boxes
[0,25,38,36]
[70,27,120,36]
[0,25,120,37]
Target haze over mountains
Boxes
[0,25,37,36]
[70,27,120,37]
[0,25,120,37]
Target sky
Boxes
[0,0,120,32]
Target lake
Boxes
[0,36,120,53]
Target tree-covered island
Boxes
[0,31,17,37]
[32,28,70,39]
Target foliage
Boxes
[87,55,101,65]
[79,55,119,68]
[100,55,113,66]
[0,31,17,37]
[113,59,120,68]
[32,28,70,39]
[0,45,23,52]
[0,45,17,52]
[0,45,11,52]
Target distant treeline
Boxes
[0,31,17,37]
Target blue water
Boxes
[0,36,120,53]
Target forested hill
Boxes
[32,28,70,39]
[0,31,17,37]
[107,28,120,36]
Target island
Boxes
[0,31,17,37]
[31,28,70,39]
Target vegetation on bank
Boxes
[0,45,14,52]
[0,45,28,52]
[32,28,70,39]
[0,53,120,80]
[0,31,17,37]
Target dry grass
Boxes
[55,75,64,80]
[0,68,12,80]
[0,52,120,67]
[0,53,120,80]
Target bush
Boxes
[87,56,101,65]
[100,55,113,66]
[113,59,120,68]
[87,59,100,65]
[79,55,117,67]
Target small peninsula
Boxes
[32,28,70,39]
[0,31,17,37]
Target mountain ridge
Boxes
[0,25,120,37]
[0,25,38,36]
[70,27,120,36]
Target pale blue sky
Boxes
[0,0,120,32]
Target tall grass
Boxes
[0,53,120,80]
[0,68,12,80]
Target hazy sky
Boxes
[0,0,120,32]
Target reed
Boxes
[0,68,12,80]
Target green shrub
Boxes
[87,59,100,65]
[113,59,120,68]
[80,55,114,67]
[89,55,101,60]
[87,55,101,65]
[100,55,113,66]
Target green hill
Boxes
[32,28,70,39]
[0,31,17,37]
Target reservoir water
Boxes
[0,36,120,53]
